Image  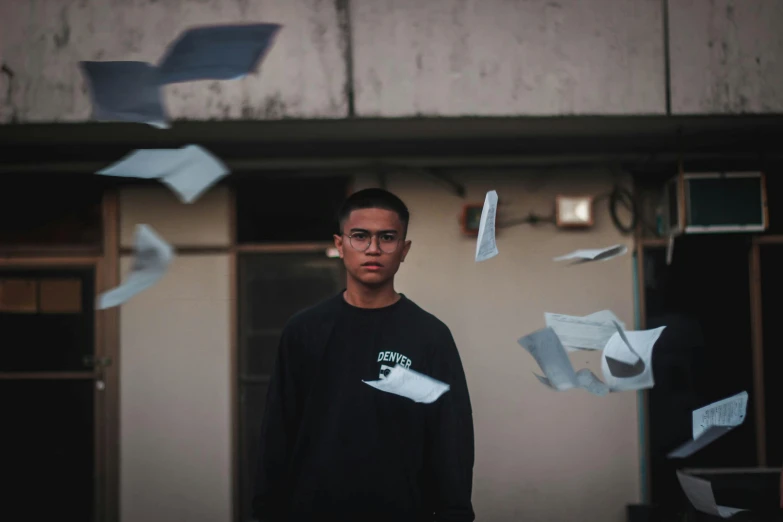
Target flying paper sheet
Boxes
[96,145,229,204]
[518,327,608,396]
[157,24,282,84]
[545,310,626,352]
[575,368,611,396]
[693,391,748,439]
[677,471,746,518]
[601,323,665,391]
[363,365,450,404]
[553,244,628,264]
[97,225,174,310]
[534,371,612,396]
[668,392,748,458]
[80,61,168,128]
[475,190,499,262]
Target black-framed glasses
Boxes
[342,232,402,254]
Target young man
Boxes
[252,188,475,522]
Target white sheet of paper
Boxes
[575,368,611,396]
[363,365,450,404]
[157,24,282,84]
[475,190,499,262]
[693,391,748,439]
[545,310,625,352]
[601,325,665,391]
[667,426,736,458]
[677,471,746,518]
[518,328,610,396]
[97,145,229,204]
[97,225,174,309]
[668,392,748,458]
[519,327,578,391]
[80,61,168,128]
[553,244,628,263]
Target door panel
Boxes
[0,266,99,522]
[0,379,95,521]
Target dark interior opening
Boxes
[234,175,350,243]
[0,174,105,246]
[643,235,757,514]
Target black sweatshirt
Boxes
[252,293,475,522]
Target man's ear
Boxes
[400,240,412,262]
[333,234,345,259]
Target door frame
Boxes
[0,190,120,522]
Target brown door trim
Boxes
[0,372,97,379]
[100,189,121,522]
[0,257,101,267]
[749,237,767,466]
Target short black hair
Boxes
[337,188,410,236]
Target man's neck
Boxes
[343,279,400,309]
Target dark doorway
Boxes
[0,266,98,522]
[758,243,783,468]
[642,235,757,515]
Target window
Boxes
[0,174,104,247]
[0,270,94,372]
[237,253,344,522]
[0,277,83,314]
[235,176,350,243]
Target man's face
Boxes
[334,208,412,287]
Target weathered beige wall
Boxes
[119,187,232,522]
[119,185,231,248]
[352,0,666,116]
[669,0,783,114]
[388,171,638,522]
[0,0,348,122]
[4,0,782,121]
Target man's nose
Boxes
[366,235,382,254]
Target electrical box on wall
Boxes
[460,203,484,236]
[662,172,768,235]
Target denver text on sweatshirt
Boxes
[252,293,474,522]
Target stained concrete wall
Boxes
[1,0,782,120]
[0,0,348,122]
[669,0,783,114]
[352,0,666,116]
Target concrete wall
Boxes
[669,0,783,113]
[114,171,636,522]
[0,0,348,122]
[352,0,665,116]
[119,187,232,522]
[2,0,782,122]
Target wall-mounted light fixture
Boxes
[555,195,593,228]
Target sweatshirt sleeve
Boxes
[427,327,475,522]
[252,323,300,522]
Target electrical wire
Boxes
[608,186,639,235]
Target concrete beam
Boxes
[0,0,348,123]
[351,0,666,117]
[669,0,783,114]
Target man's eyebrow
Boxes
[348,228,399,234]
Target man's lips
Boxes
[362,262,384,269]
